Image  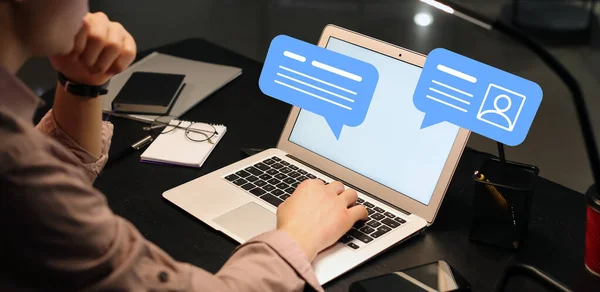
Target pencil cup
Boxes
[469,158,539,250]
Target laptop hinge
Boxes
[286,154,411,216]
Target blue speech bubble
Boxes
[414,48,543,146]
[259,35,379,139]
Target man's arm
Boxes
[49,12,135,157]
[52,87,104,156]
[0,126,322,291]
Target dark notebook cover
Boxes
[113,72,185,112]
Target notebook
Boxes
[141,120,227,168]
[112,72,186,115]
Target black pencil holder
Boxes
[469,158,539,250]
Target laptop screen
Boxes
[288,37,460,205]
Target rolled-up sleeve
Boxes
[35,109,113,182]
[189,230,324,291]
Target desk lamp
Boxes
[419,0,600,276]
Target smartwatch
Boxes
[58,72,110,98]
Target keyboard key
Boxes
[262,194,284,207]
[298,169,308,175]
[367,220,382,228]
[271,189,285,196]
[259,174,271,180]
[249,188,266,196]
[225,174,239,181]
[288,172,300,178]
[266,169,279,175]
[283,178,296,184]
[233,178,248,186]
[280,194,291,200]
[254,180,267,187]
[272,156,282,161]
[280,167,292,174]
[267,178,280,185]
[245,166,262,176]
[284,187,296,194]
[263,185,275,192]
[275,173,287,180]
[372,213,385,220]
[354,220,367,228]
[363,202,375,208]
[348,242,360,249]
[371,230,387,238]
[381,218,400,228]
[384,212,395,218]
[254,163,270,171]
[263,159,275,165]
[289,165,299,170]
[291,182,300,188]
[348,229,373,244]
[339,234,353,244]
[378,225,392,233]
[374,207,385,213]
[280,161,290,166]
[394,217,407,224]
[246,176,258,182]
[276,183,288,189]
[367,208,376,216]
[271,163,283,169]
[235,170,250,178]
[359,226,376,234]
[241,183,255,191]
[306,173,316,179]
[296,176,308,182]
[356,198,364,204]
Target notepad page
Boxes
[140,121,226,167]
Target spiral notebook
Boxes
[140,120,227,168]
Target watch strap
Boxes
[58,73,110,98]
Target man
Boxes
[0,0,368,291]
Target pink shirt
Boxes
[0,67,323,291]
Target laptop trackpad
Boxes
[213,203,277,241]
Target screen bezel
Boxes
[276,24,470,224]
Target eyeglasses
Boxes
[143,115,218,144]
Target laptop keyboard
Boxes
[223,156,409,250]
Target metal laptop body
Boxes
[163,24,470,284]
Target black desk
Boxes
[39,39,600,292]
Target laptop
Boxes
[163,24,470,284]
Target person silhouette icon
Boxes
[477,94,515,131]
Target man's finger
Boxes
[325,181,345,195]
[339,189,358,207]
[69,23,89,60]
[80,16,109,68]
[108,32,136,74]
[348,205,369,222]
[93,23,123,73]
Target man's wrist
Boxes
[279,227,318,262]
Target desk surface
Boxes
[39,39,600,292]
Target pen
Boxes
[107,135,154,166]
[474,171,518,244]
[474,171,508,209]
